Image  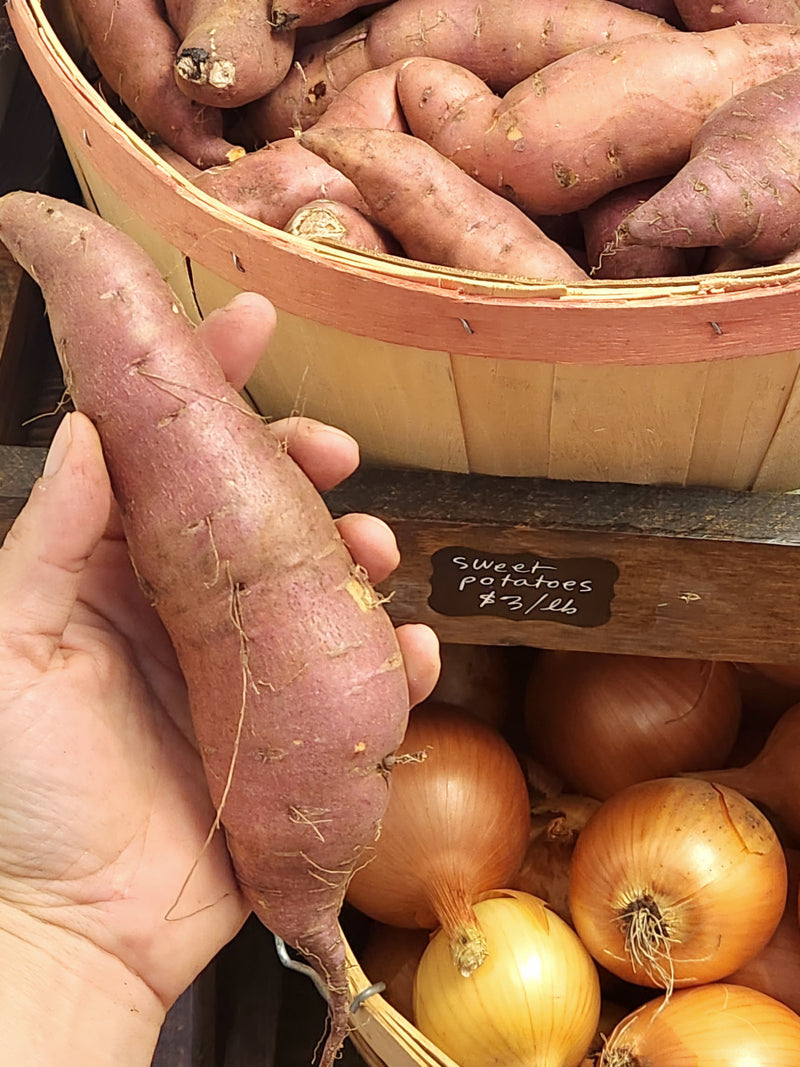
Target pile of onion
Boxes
[568,776,787,991]
[413,889,601,1067]
[598,984,800,1066]
[524,651,742,799]
[345,701,531,976]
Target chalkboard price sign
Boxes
[429,547,619,628]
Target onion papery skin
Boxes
[510,794,601,924]
[692,700,800,846]
[724,849,800,1014]
[345,702,531,975]
[524,651,742,800]
[598,983,800,1067]
[413,890,601,1067]
[568,777,788,989]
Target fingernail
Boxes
[42,413,73,478]
[307,421,357,443]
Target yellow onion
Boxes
[598,983,800,1066]
[692,700,800,844]
[414,889,601,1067]
[510,793,601,924]
[345,701,531,976]
[569,777,787,991]
[524,651,742,800]
[724,848,800,1014]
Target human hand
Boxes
[0,293,440,1064]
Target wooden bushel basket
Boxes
[11,0,800,490]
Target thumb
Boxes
[0,412,113,643]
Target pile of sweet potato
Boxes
[71,0,800,281]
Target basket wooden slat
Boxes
[188,262,473,474]
[346,942,459,1067]
[11,0,800,487]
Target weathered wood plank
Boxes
[326,469,800,665]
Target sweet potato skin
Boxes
[395,58,500,166]
[194,59,416,227]
[399,25,800,216]
[0,190,410,1067]
[252,20,372,140]
[243,58,411,146]
[192,138,370,229]
[580,178,699,278]
[167,0,296,107]
[299,126,589,282]
[198,61,413,228]
[364,0,673,94]
[674,0,800,30]
[618,68,800,262]
[615,0,684,19]
[257,0,672,138]
[70,0,242,167]
[270,0,370,30]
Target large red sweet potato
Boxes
[256,0,674,138]
[616,68,800,262]
[398,25,800,215]
[0,190,411,1067]
[299,125,589,281]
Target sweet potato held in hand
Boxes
[0,191,410,1067]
